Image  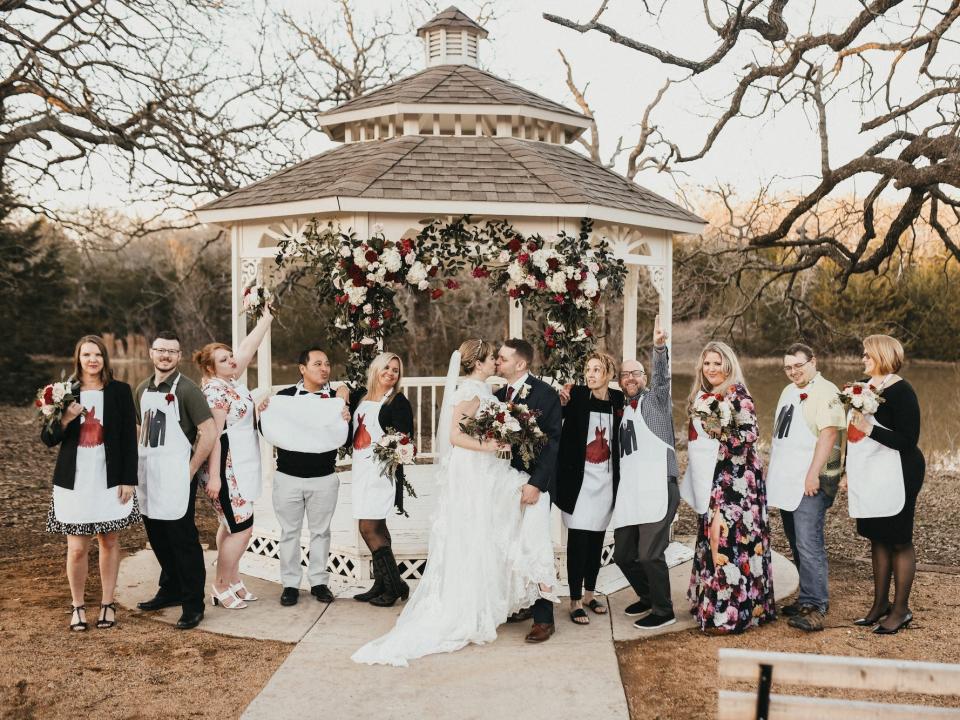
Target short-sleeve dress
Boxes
[199,378,262,533]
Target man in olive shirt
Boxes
[134,331,216,630]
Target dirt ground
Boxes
[2,404,958,719]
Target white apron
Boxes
[562,410,615,531]
[259,394,348,453]
[54,389,134,524]
[137,377,192,520]
[351,399,392,519]
[680,416,720,515]
[612,398,671,528]
[846,413,905,518]
[766,384,818,511]
[221,381,262,503]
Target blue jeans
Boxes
[780,489,834,612]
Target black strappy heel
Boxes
[70,605,88,632]
[97,602,117,629]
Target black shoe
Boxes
[780,601,808,617]
[311,585,334,603]
[873,611,913,635]
[634,611,677,630]
[368,547,410,608]
[175,610,204,630]
[280,587,299,606]
[624,600,652,617]
[137,594,183,612]
[854,603,891,626]
[507,607,534,623]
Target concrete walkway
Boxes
[116,545,798,720]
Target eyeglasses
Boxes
[151,348,181,357]
[619,370,646,379]
[783,359,812,374]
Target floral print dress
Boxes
[688,383,776,633]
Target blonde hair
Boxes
[458,339,495,374]
[863,334,904,375]
[686,341,747,410]
[72,335,113,384]
[193,342,231,379]
[584,350,617,380]
[366,351,404,403]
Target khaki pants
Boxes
[272,471,340,588]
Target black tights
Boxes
[566,529,606,601]
[359,519,391,552]
[867,540,916,629]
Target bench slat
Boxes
[718,690,960,719]
[718,649,960,696]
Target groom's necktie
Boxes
[507,386,515,401]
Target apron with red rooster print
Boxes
[562,409,615,531]
[350,398,391,519]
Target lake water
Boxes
[78,359,959,458]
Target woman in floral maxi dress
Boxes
[686,342,776,634]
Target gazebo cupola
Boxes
[316,8,592,145]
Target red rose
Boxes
[852,385,863,395]
[445,279,460,290]
[428,266,438,277]
[400,239,414,255]
[547,258,560,271]
[34,399,42,408]
[508,288,520,299]
[399,435,409,445]
[471,267,490,278]
[799,393,808,402]
[546,339,557,348]
[43,386,53,404]
[544,327,555,337]
[369,319,380,329]
[527,241,538,252]
[517,252,530,265]
[495,412,506,423]
[431,288,444,300]
[536,280,546,290]
[364,249,378,263]
[165,393,175,404]
[565,278,579,293]
[383,309,393,319]
[583,328,592,337]
[553,294,565,304]
[350,342,361,351]
[507,239,522,252]
[335,294,348,305]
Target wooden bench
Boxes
[717,648,960,719]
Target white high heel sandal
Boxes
[230,581,258,602]
[211,584,247,609]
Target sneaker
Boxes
[789,608,825,632]
[624,600,652,617]
[634,611,677,630]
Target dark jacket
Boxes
[348,388,415,513]
[556,385,625,514]
[41,379,139,490]
[494,375,562,498]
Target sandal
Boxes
[70,605,88,632]
[97,602,117,629]
[230,581,258,602]
[585,598,608,615]
[570,608,589,625]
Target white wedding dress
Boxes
[351,378,557,667]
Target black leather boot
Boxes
[353,559,384,602]
[369,546,410,607]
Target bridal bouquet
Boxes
[374,429,418,502]
[459,400,546,464]
[833,382,885,443]
[691,390,736,441]
[35,380,83,430]
[242,283,273,320]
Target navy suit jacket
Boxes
[494,375,562,498]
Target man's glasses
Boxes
[783,358,812,374]
[619,370,646,379]
[151,348,181,357]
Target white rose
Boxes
[418,280,430,291]
[372,223,384,235]
[404,252,416,265]
[588,262,599,273]
[42,403,55,416]
[548,272,567,293]
[406,261,427,285]
[497,250,510,263]
[353,246,369,269]
[346,285,367,305]
[600,277,609,289]
[382,248,402,272]
[581,273,599,298]
[504,417,521,432]
[362,303,373,314]
[507,262,527,283]
[51,383,66,402]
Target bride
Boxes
[352,339,557,667]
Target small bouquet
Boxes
[691,390,736,441]
[374,429,418,502]
[833,382,885,443]
[459,400,546,465]
[35,380,83,430]
[242,283,273,320]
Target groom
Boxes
[495,339,562,643]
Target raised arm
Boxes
[233,310,273,378]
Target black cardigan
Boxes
[348,389,415,513]
[555,385,625,515]
[41,380,139,490]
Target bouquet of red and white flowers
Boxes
[834,382,885,442]
[374,429,418,504]
[459,399,546,465]
[35,380,82,430]
[242,283,273,320]
[691,390,736,441]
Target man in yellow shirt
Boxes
[766,343,845,632]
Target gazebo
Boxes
[195,6,706,587]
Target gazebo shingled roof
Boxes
[199,135,702,225]
[416,5,488,37]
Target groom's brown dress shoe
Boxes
[525,623,555,643]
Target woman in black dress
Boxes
[41,336,140,631]
[847,334,924,634]
[557,351,623,625]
